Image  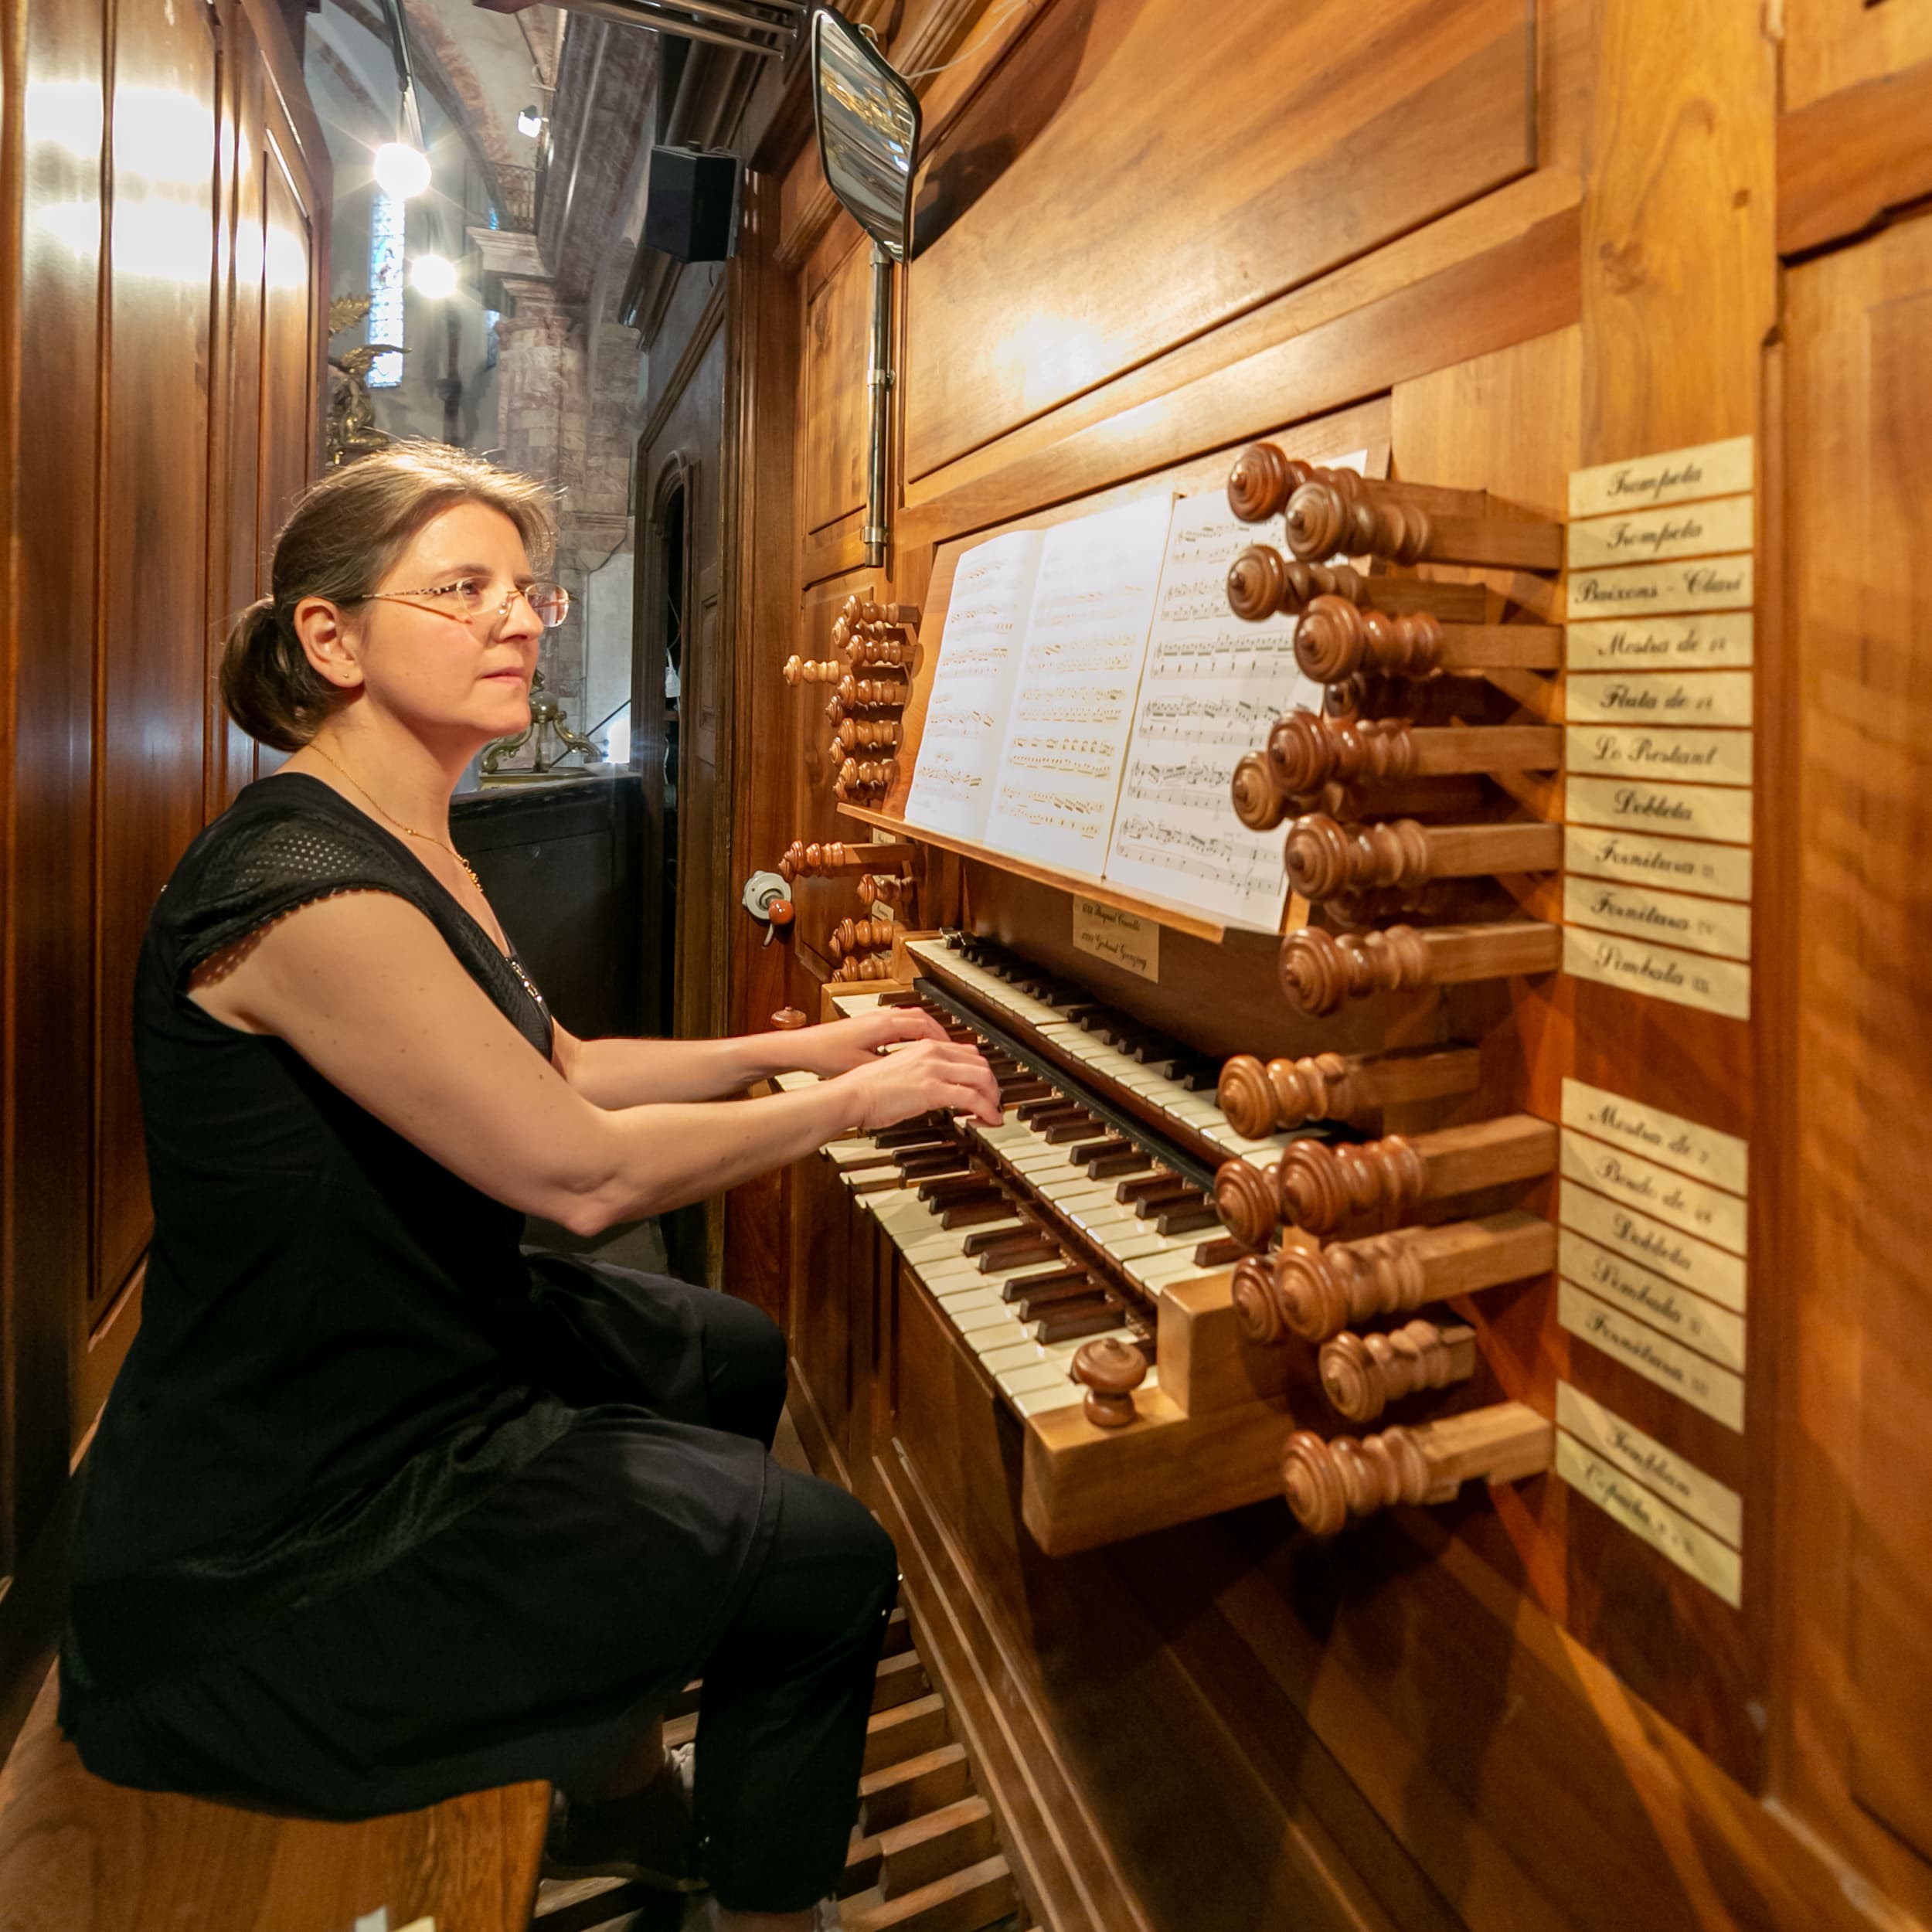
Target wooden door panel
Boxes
[1787,212,1932,1864]
[15,0,109,1506]
[258,123,315,611]
[903,0,1535,480]
[94,0,220,1308]
[801,237,872,535]
[215,21,268,811]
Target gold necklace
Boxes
[305,743,486,895]
[304,743,549,1016]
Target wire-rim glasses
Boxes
[355,577,571,631]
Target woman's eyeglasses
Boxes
[355,577,571,631]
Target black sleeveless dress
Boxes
[58,774,780,1815]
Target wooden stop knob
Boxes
[1213,1157,1280,1250]
[1072,1337,1148,1428]
[770,1006,808,1029]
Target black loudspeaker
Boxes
[643,145,740,263]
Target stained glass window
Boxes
[368,189,405,388]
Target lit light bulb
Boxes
[410,253,457,299]
[517,105,543,138]
[372,141,431,199]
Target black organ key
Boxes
[1155,1200,1222,1236]
[962,1219,1037,1257]
[1033,1301,1127,1345]
[978,1233,1061,1274]
[1015,1277,1105,1319]
[1134,1184,1199,1219]
[1000,1264,1090,1304]
[941,1195,1019,1230]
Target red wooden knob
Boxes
[1072,1337,1147,1429]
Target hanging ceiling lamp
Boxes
[373,0,432,196]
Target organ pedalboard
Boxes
[781,451,1570,1553]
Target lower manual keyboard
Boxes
[782,974,1258,1418]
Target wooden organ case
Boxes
[724,2,1932,1927]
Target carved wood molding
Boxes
[1778,56,1932,259]
[886,201,1580,565]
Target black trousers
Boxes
[627,1285,902,1912]
[65,1272,897,1915]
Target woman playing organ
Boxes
[57,446,1002,1932]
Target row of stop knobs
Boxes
[1203,446,1563,1526]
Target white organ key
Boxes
[954,1301,1026,1334]
[1014,1383,1085,1417]
[978,1335,1087,1376]
[1000,1362,1080,1396]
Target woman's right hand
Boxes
[831,1037,1003,1134]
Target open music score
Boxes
[904,461,1365,927]
[981,493,1172,874]
[901,528,1041,839]
[1104,469,1363,928]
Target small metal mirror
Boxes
[811,9,920,563]
[811,8,920,262]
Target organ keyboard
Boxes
[782,961,1296,1427]
[900,934,1308,1175]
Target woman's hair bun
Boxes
[219,597,336,753]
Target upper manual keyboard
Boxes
[905,934,1302,1172]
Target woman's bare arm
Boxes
[189,893,1001,1235]
[549,1005,954,1107]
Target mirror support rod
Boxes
[864,242,893,568]
[540,0,795,57]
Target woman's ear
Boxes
[293,597,366,692]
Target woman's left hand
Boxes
[793,1004,951,1076]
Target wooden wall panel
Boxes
[7,0,110,1560]
[1782,211,1932,1917]
[93,0,220,1312]
[258,125,316,605]
[902,0,1535,480]
[1566,0,1776,1792]
[801,234,872,536]
[209,9,264,815]
[0,0,328,1742]
[1783,0,1932,112]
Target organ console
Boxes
[734,14,1926,1927]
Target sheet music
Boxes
[1102,457,1368,930]
[981,493,1175,876]
[903,528,1046,840]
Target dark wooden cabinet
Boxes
[453,777,646,1042]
